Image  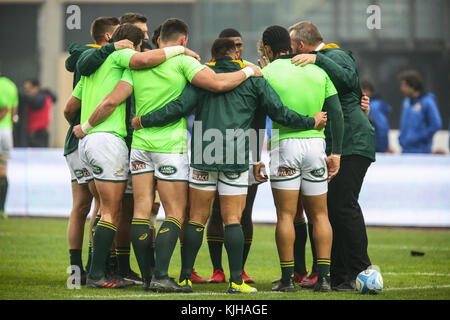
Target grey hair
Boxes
[288,21,323,46]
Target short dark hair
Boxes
[211,38,237,60]
[160,18,189,43]
[219,28,241,38]
[112,23,145,47]
[360,77,375,94]
[141,41,152,51]
[119,13,147,25]
[398,70,424,94]
[152,25,162,48]
[262,25,292,57]
[25,78,40,87]
[90,17,120,43]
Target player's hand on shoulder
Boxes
[73,124,86,139]
[184,47,201,62]
[326,154,341,182]
[248,64,263,77]
[114,39,134,51]
[291,53,316,67]
[257,56,269,69]
[253,161,268,183]
[131,116,144,130]
[313,112,327,130]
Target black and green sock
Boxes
[179,221,205,281]
[207,236,224,272]
[223,224,244,285]
[0,176,8,212]
[154,217,182,278]
[130,218,152,280]
[85,243,93,272]
[116,246,131,276]
[294,220,308,276]
[317,258,331,280]
[69,249,83,274]
[308,223,318,273]
[89,220,117,280]
[280,260,295,282]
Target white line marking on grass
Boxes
[385,284,450,291]
[73,291,285,299]
[384,272,450,277]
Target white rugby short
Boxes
[65,148,93,185]
[0,128,13,158]
[189,167,249,196]
[130,149,189,182]
[269,138,328,196]
[78,132,129,182]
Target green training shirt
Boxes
[126,54,206,153]
[262,56,337,142]
[0,77,18,129]
[72,48,136,139]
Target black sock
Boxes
[317,258,331,280]
[154,217,181,278]
[223,224,244,285]
[0,176,8,212]
[179,221,205,281]
[294,221,308,275]
[242,238,252,270]
[89,221,117,280]
[131,218,152,280]
[280,260,295,282]
[116,246,131,276]
[308,223,318,273]
[69,249,83,273]
[207,236,224,272]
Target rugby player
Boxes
[131,38,327,293]
[205,28,257,285]
[289,21,375,291]
[257,25,344,292]
[0,70,18,220]
[80,18,262,292]
[63,16,134,283]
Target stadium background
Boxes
[0,0,449,225]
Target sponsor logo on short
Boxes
[82,168,91,177]
[224,172,241,180]
[310,168,325,177]
[131,160,146,172]
[139,233,148,241]
[277,167,296,177]
[93,165,103,175]
[114,168,124,176]
[158,165,177,176]
[192,169,209,181]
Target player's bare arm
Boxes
[191,64,262,93]
[64,96,81,124]
[73,81,133,139]
[129,46,200,69]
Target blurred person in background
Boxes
[0,70,18,220]
[398,70,442,154]
[23,78,56,148]
[360,77,392,153]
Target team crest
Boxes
[158,165,177,176]
[277,167,296,177]
[311,168,325,177]
[74,169,84,179]
[224,172,241,180]
[192,169,209,181]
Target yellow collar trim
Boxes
[321,43,340,50]
[86,44,101,48]
[207,60,246,68]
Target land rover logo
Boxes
[311,168,325,177]
[224,172,240,180]
[74,169,84,179]
[93,165,103,175]
[158,165,177,176]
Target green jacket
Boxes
[63,42,116,156]
[141,57,316,173]
[315,47,376,161]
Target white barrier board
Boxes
[6,148,450,227]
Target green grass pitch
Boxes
[0,217,449,300]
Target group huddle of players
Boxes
[65,12,375,294]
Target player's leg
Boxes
[206,193,226,283]
[0,128,13,219]
[240,183,258,283]
[292,196,309,281]
[130,152,155,287]
[85,179,100,273]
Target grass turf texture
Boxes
[0,217,449,300]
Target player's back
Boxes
[262,56,336,141]
[129,54,205,153]
[0,77,18,129]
